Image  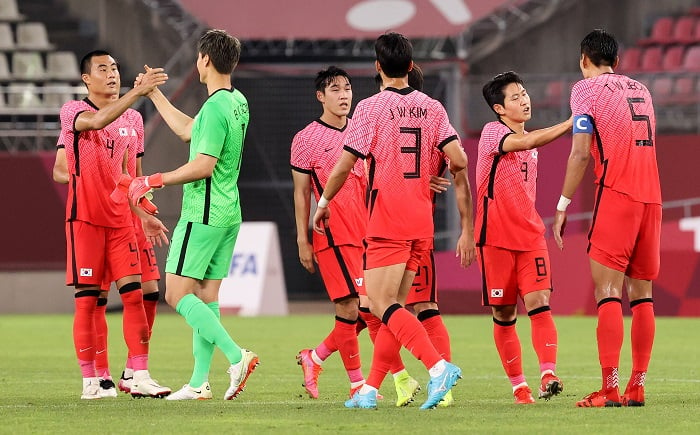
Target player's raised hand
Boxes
[312,206,330,235]
[552,210,567,250]
[128,173,163,208]
[134,65,167,96]
[429,175,451,193]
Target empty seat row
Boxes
[0,82,86,109]
[0,51,80,81]
[618,44,700,72]
[649,75,700,105]
[0,22,53,50]
[640,15,700,46]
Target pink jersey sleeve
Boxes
[290,130,313,172]
[570,80,594,116]
[342,99,374,159]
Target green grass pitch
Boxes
[1,313,699,433]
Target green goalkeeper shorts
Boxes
[165,220,240,280]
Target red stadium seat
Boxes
[618,47,642,72]
[662,45,685,71]
[671,16,697,44]
[640,17,674,45]
[672,76,698,104]
[651,77,673,103]
[640,46,664,71]
[682,45,700,71]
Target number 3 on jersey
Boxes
[400,127,421,179]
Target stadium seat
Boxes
[651,77,673,103]
[0,22,14,50]
[15,22,54,51]
[661,45,685,71]
[618,47,642,72]
[682,45,700,71]
[11,51,46,80]
[6,82,42,108]
[639,46,664,71]
[672,76,697,104]
[640,17,674,45]
[0,85,5,108]
[0,52,11,81]
[671,16,697,44]
[0,0,24,22]
[46,51,80,81]
[43,82,75,108]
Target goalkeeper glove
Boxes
[113,173,160,215]
[128,173,163,207]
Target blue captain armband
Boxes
[573,114,593,134]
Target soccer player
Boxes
[54,124,165,399]
[128,29,259,401]
[553,29,661,408]
[57,50,171,399]
[476,71,571,404]
[291,66,368,400]
[312,32,467,410]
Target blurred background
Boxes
[1,0,698,316]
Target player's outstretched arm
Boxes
[147,87,194,143]
[74,67,168,132]
[292,170,316,273]
[502,115,573,153]
[553,132,591,250]
[452,168,476,267]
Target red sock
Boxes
[334,316,362,371]
[528,307,557,369]
[630,299,655,373]
[418,309,451,361]
[142,291,159,339]
[119,283,149,361]
[358,308,380,343]
[384,304,441,370]
[493,318,524,383]
[94,298,110,378]
[366,324,400,389]
[597,298,623,371]
[361,307,404,373]
[73,290,99,376]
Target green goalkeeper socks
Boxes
[176,294,243,374]
[189,301,219,388]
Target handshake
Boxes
[112,173,164,215]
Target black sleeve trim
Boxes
[291,165,312,174]
[437,134,458,151]
[56,144,65,149]
[498,132,513,154]
[136,152,145,158]
[343,145,366,160]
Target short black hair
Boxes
[315,66,351,93]
[581,29,618,67]
[482,71,524,117]
[80,50,112,75]
[197,29,241,74]
[375,32,412,78]
[374,64,422,91]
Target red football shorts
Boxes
[364,237,431,271]
[133,216,160,283]
[477,245,552,306]
[405,250,437,306]
[99,217,160,290]
[588,188,661,280]
[316,245,363,302]
[66,221,140,287]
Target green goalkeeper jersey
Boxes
[181,87,249,227]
